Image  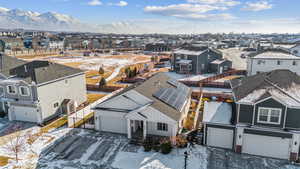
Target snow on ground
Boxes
[112,146,208,169]
[0,121,71,169]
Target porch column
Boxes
[127,119,131,139]
[143,120,147,139]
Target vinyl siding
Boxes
[285,108,300,129]
[238,104,254,124]
[254,98,285,128]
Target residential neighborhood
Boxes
[2,0,300,169]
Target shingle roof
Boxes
[134,72,191,121]
[231,69,300,107]
[0,54,27,77]
[10,60,84,85]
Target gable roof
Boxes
[231,69,300,107]
[9,60,83,85]
[94,73,192,121]
[0,54,27,77]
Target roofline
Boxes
[36,71,85,87]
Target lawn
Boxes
[87,93,106,104]
[0,156,12,167]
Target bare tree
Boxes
[3,125,26,163]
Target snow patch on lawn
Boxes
[112,145,208,169]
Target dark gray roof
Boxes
[0,54,27,77]
[10,60,84,85]
[134,72,191,121]
[231,69,300,103]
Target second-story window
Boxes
[293,61,297,66]
[19,86,30,96]
[157,122,168,131]
[7,85,16,95]
[257,107,281,124]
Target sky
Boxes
[1,0,300,34]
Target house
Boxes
[0,54,27,114]
[203,69,300,161]
[171,45,228,74]
[0,58,87,124]
[209,59,232,74]
[247,49,300,76]
[93,73,191,140]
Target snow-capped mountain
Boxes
[0,7,95,32]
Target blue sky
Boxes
[1,0,300,33]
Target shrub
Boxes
[143,141,152,152]
[98,78,106,87]
[160,140,172,154]
[98,67,105,74]
[0,111,5,118]
[176,136,188,148]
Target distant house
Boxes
[93,73,191,140]
[209,59,232,74]
[0,57,87,124]
[145,43,171,52]
[204,70,300,161]
[172,45,230,74]
[247,49,300,76]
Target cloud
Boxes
[187,0,240,7]
[108,1,128,7]
[174,13,235,20]
[144,4,227,16]
[88,0,102,6]
[144,3,235,21]
[242,1,272,11]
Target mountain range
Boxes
[0,7,147,33]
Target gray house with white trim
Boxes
[204,69,300,161]
[93,73,191,140]
[0,58,87,124]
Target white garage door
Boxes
[100,116,127,134]
[243,134,291,159]
[13,106,38,123]
[207,127,234,149]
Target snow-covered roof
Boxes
[252,52,300,59]
[232,70,300,108]
[210,59,227,64]
[203,101,232,125]
[173,49,205,56]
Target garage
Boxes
[206,127,234,149]
[11,106,38,123]
[98,115,127,134]
[242,134,291,159]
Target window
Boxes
[19,86,30,96]
[54,102,59,108]
[257,107,281,124]
[7,85,16,95]
[277,60,281,65]
[293,61,297,66]
[157,122,168,131]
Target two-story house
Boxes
[203,69,300,161]
[172,45,231,74]
[0,54,27,114]
[0,59,87,124]
[247,49,300,76]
